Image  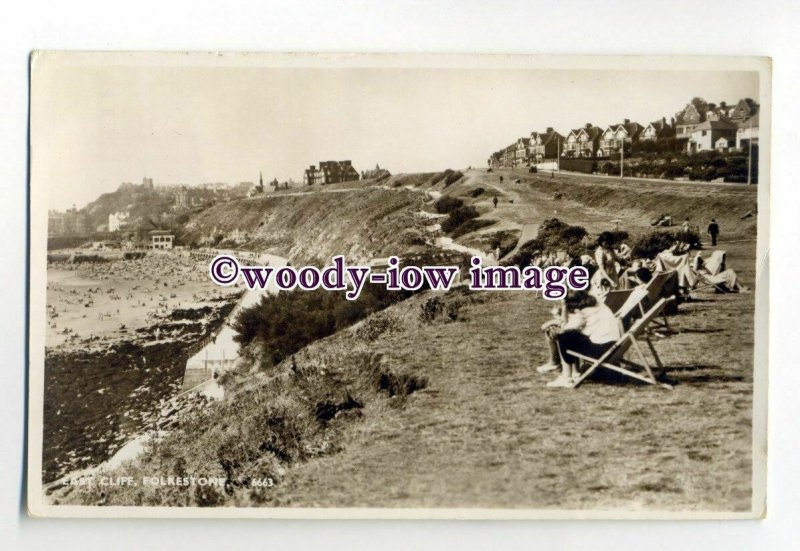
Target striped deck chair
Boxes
[567,297,674,390]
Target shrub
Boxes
[430,169,454,185]
[441,206,480,233]
[443,171,464,186]
[232,284,415,367]
[488,231,519,258]
[663,164,687,179]
[355,312,400,341]
[605,230,629,246]
[630,229,702,259]
[451,218,495,238]
[504,218,588,267]
[434,196,464,214]
[470,187,485,198]
[419,296,444,323]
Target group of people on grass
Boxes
[532,224,746,389]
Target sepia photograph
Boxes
[27,52,769,519]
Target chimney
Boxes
[662,116,667,126]
[624,118,630,125]
[670,116,676,126]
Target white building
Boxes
[149,230,174,250]
[108,211,130,232]
[736,112,759,151]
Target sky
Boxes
[32,58,759,210]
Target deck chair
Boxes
[690,250,730,293]
[603,289,633,315]
[567,297,674,390]
[614,286,649,332]
[639,271,675,330]
[704,250,726,276]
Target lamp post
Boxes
[557,138,560,173]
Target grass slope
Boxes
[59,170,758,510]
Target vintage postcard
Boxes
[27,52,769,518]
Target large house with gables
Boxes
[728,98,759,123]
[641,118,675,143]
[598,120,644,157]
[303,160,360,185]
[675,103,705,146]
[514,137,531,166]
[564,125,603,158]
[530,128,564,163]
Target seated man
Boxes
[536,290,622,388]
[692,252,750,293]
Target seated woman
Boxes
[537,290,622,388]
[692,252,750,293]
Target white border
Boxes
[26,51,771,520]
[4,1,800,548]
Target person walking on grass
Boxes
[493,196,498,209]
[707,218,720,246]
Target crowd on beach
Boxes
[46,253,235,347]
[528,220,748,389]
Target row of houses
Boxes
[488,98,759,168]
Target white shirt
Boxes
[563,304,622,344]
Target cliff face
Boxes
[179,186,428,265]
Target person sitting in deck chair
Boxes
[537,290,622,388]
[691,252,750,293]
[654,240,696,296]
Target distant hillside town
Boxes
[487,97,759,183]
[47,176,256,239]
[47,160,389,242]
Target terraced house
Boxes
[564,124,602,158]
[598,120,644,157]
[529,128,563,163]
[487,150,502,169]
[501,144,516,168]
[514,137,531,166]
[641,118,675,143]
